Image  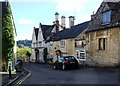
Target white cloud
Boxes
[55,0,103,25]
[55,0,88,13]
[16,32,32,41]
[17,18,35,25]
[9,0,58,2]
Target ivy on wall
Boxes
[2,2,15,71]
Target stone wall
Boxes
[66,39,75,56]
[87,27,120,67]
[49,39,75,62]
[118,30,120,66]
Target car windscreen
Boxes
[65,56,76,61]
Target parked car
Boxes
[15,59,23,72]
[53,56,79,70]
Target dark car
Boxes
[53,56,79,70]
[15,59,23,72]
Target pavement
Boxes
[1,71,21,86]
[1,68,29,86]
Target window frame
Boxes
[60,40,65,48]
[102,11,111,24]
[98,38,107,50]
[39,41,42,47]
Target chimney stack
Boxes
[54,12,60,32]
[69,16,75,28]
[91,11,95,20]
[55,12,59,21]
[61,16,66,28]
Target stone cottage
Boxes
[86,1,120,67]
[49,21,90,62]
[30,12,64,63]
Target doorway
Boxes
[43,48,48,63]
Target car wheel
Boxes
[62,65,65,70]
[53,65,56,69]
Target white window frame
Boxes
[60,40,65,48]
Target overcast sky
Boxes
[9,0,103,40]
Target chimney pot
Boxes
[69,16,75,28]
[55,12,59,21]
[61,16,66,28]
[91,11,95,20]
[55,12,59,15]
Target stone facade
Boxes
[75,31,87,57]
[87,28,120,67]
[86,2,120,67]
[49,39,75,62]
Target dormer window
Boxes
[102,11,111,24]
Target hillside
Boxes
[17,40,32,47]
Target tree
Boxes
[2,2,15,71]
[17,46,31,59]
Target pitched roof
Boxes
[107,2,120,11]
[50,21,90,41]
[40,24,54,40]
[34,28,39,40]
[86,1,120,33]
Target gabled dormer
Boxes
[31,27,39,48]
[86,1,120,32]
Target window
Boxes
[75,41,84,47]
[75,41,77,47]
[33,43,35,47]
[80,53,86,59]
[102,11,111,24]
[65,56,75,61]
[98,38,106,50]
[39,42,42,47]
[79,49,86,60]
[60,40,65,48]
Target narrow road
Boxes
[21,63,118,84]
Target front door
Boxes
[35,49,39,63]
[43,48,48,63]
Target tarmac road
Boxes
[21,63,119,85]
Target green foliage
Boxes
[17,46,31,58]
[2,2,15,71]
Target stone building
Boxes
[30,12,64,63]
[86,1,120,67]
[50,21,89,61]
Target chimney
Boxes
[53,21,55,25]
[56,20,59,30]
[91,11,95,20]
[54,12,60,31]
[69,16,75,28]
[39,23,41,28]
[61,16,66,28]
[55,12,59,21]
